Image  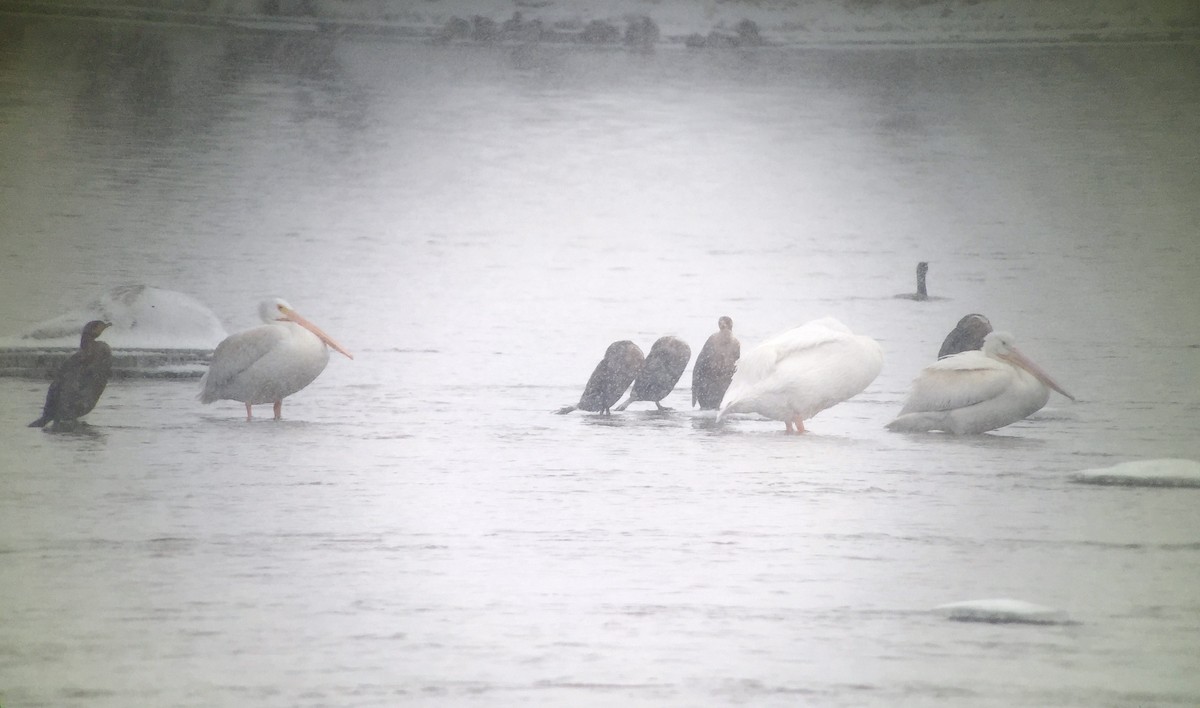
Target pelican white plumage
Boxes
[200,298,352,420]
[886,331,1073,435]
[717,317,883,433]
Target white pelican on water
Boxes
[886,331,1073,434]
[200,299,353,420]
[717,317,883,433]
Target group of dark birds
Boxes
[556,316,741,416]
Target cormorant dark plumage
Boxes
[938,314,993,359]
[692,316,740,409]
[895,261,930,301]
[615,336,691,411]
[28,320,112,430]
[556,340,645,415]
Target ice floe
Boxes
[934,598,1072,625]
[1071,459,1200,488]
[0,285,225,378]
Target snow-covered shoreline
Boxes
[4,0,1198,48]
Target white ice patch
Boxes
[0,285,227,350]
[1071,459,1200,488]
[934,599,1071,625]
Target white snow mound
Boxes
[1,285,227,350]
[1071,459,1200,488]
[934,598,1071,625]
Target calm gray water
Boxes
[2,16,1199,708]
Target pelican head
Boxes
[718,315,733,332]
[259,298,293,323]
[984,332,1073,401]
[259,298,353,360]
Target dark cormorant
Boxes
[938,314,994,359]
[29,320,112,430]
[556,340,645,415]
[615,336,691,411]
[895,261,931,300]
[691,316,740,410]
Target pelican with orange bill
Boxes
[200,298,352,421]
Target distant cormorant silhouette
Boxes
[692,316,740,409]
[556,340,644,415]
[895,261,939,301]
[615,336,691,411]
[29,320,112,430]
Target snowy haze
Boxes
[1,8,1198,708]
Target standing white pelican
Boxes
[717,317,883,434]
[886,331,1073,434]
[200,298,353,421]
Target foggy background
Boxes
[1,1,1198,707]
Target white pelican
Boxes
[886,331,1073,435]
[717,317,883,433]
[199,299,352,421]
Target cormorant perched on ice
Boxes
[938,314,993,359]
[556,340,644,416]
[615,336,691,411]
[692,316,740,410]
[29,320,112,430]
